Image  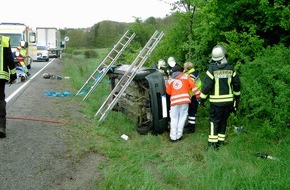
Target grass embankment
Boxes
[61,50,289,190]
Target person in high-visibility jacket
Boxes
[166,64,201,142]
[198,45,241,150]
[183,61,202,134]
[16,41,30,76]
[0,35,17,138]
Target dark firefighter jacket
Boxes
[200,62,240,106]
[0,35,16,81]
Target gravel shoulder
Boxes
[0,59,104,190]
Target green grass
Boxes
[61,51,289,190]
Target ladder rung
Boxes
[94,30,164,123]
[76,30,135,98]
[100,63,108,67]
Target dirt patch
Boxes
[0,59,105,190]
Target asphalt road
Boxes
[5,60,53,106]
[0,58,103,190]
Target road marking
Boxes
[5,59,54,102]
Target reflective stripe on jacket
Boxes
[200,63,240,106]
[0,35,16,81]
[185,68,202,97]
[166,72,200,106]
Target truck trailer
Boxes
[0,23,37,69]
[36,27,62,58]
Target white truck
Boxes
[0,23,37,69]
[36,27,62,58]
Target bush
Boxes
[239,45,290,138]
[64,47,74,54]
[84,50,98,59]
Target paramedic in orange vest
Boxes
[166,64,200,142]
[0,35,17,138]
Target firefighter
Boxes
[166,56,176,77]
[166,64,200,142]
[157,59,168,77]
[16,41,30,76]
[198,45,241,149]
[0,35,17,138]
[183,61,202,134]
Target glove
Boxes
[232,96,240,114]
[197,98,205,107]
[9,73,17,84]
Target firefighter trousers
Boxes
[0,80,6,129]
[208,103,232,144]
[187,95,199,131]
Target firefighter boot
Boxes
[184,124,195,134]
[0,127,6,138]
[207,142,219,150]
[0,101,7,138]
[217,141,228,148]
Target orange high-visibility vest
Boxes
[166,73,200,106]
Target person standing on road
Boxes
[0,35,17,138]
[198,45,241,150]
[183,61,202,134]
[166,64,201,142]
[16,41,30,76]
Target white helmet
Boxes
[211,45,226,61]
[42,73,51,79]
[157,59,166,69]
[167,57,176,67]
[20,41,26,47]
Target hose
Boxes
[6,116,71,125]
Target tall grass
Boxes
[61,50,289,190]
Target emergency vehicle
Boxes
[0,23,37,69]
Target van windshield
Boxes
[0,33,21,47]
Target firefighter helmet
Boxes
[211,45,226,61]
[157,59,166,69]
[20,41,26,47]
[167,57,176,67]
[42,73,51,79]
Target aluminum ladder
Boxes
[75,30,136,100]
[94,30,165,123]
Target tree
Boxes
[92,21,128,48]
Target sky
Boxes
[1,0,173,29]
